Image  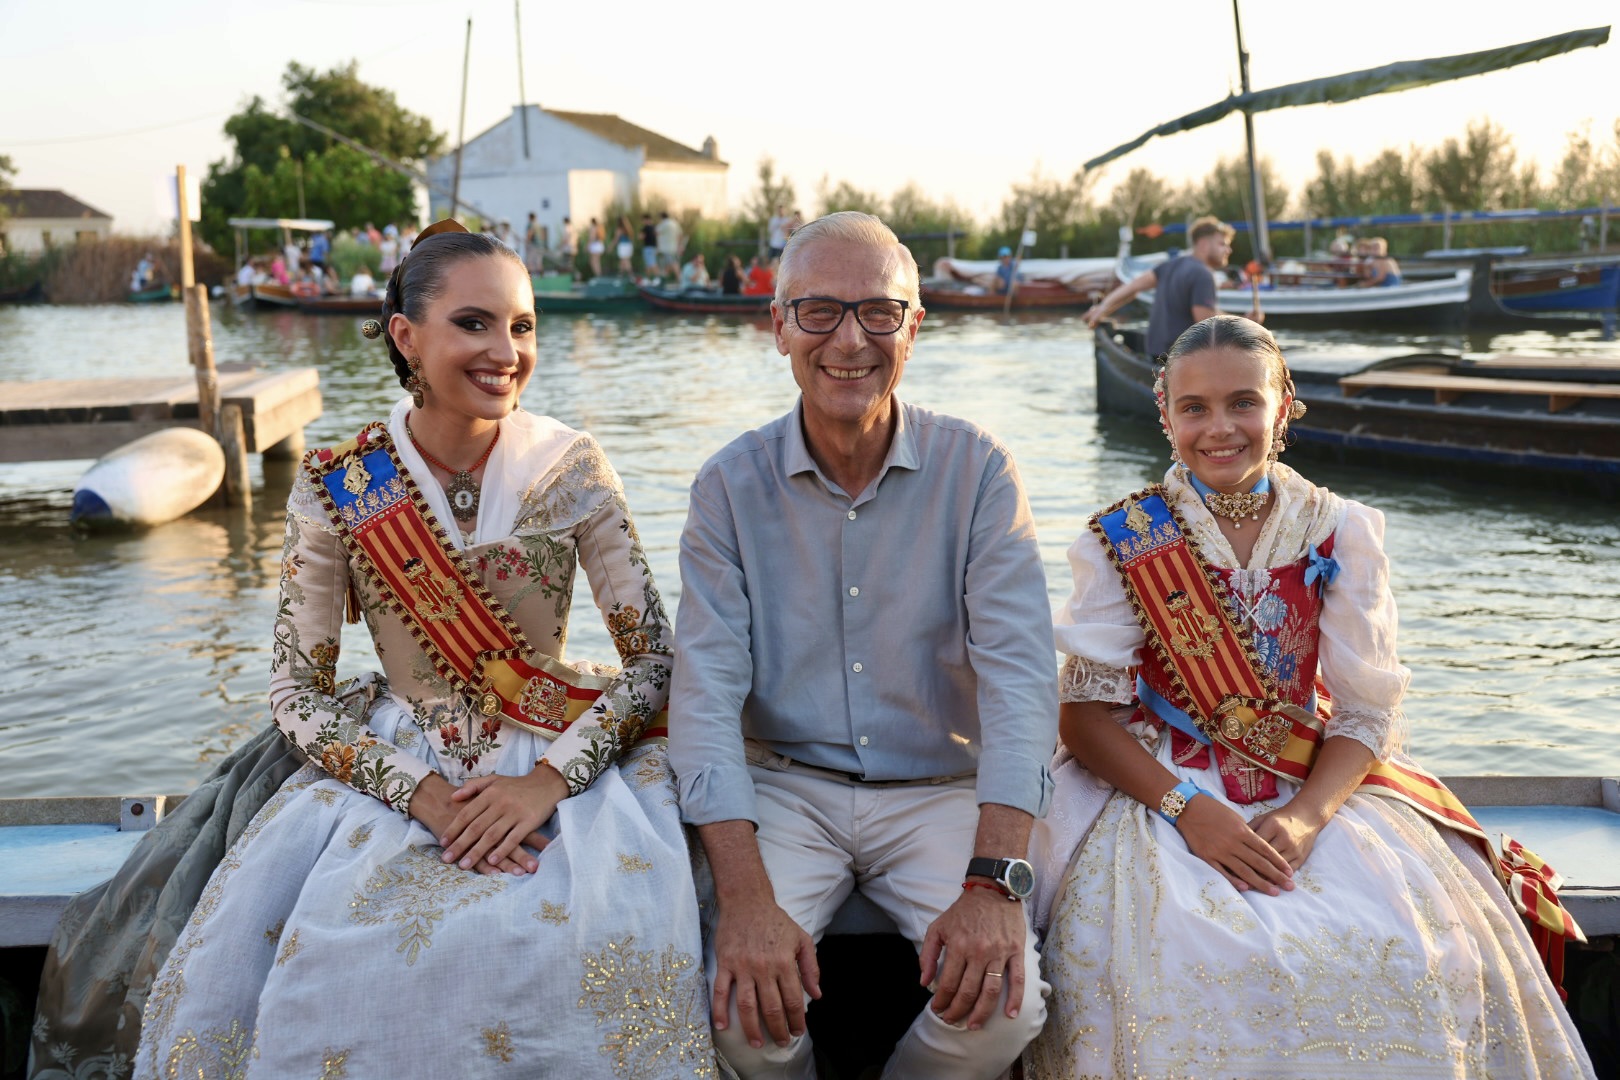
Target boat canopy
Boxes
[227,218,337,232]
[1085,26,1610,172]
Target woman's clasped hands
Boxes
[409,764,569,876]
[1173,794,1325,897]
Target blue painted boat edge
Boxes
[68,488,113,524]
[1292,426,1620,477]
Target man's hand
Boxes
[710,893,820,1051]
[1250,804,1327,872]
[1082,304,1108,329]
[439,765,567,875]
[1174,794,1294,896]
[919,884,1027,1030]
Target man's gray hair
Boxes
[774,211,921,306]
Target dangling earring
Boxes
[1268,422,1287,463]
[405,358,428,409]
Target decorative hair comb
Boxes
[411,218,469,249]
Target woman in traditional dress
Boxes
[1024,315,1592,1078]
[132,223,715,1079]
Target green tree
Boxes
[815,177,884,217]
[987,169,1100,257]
[0,154,15,231]
[1418,118,1533,211]
[742,158,797,231]
[200,61,444,252]
[1104,167,1180,228]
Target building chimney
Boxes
[702,136,718,161]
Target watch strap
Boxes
[965,856,1005,881]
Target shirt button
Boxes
[847,510,857,520]
[848,586,859,597]
[859,735,869,746]
[852,662,863,673]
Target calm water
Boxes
[1,303,1617,798]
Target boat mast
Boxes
[451,18,472,222]
[1232,0,1272,266]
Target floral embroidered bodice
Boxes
[269,413,672,813]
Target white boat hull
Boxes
[1119,253,1473,318]
[71,428,225,527]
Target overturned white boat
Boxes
[71,428,225,528]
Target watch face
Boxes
[1004,859,1035,899]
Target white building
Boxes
[0,189,113,254]
[424,105,727,245]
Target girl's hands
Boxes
[440,764,568,876]
[1249,805,1328,872]
[1173,794,1295,896]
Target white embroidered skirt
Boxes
[134,697,715,1079]
[1024,738,1593,1079]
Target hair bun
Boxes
[360,319,384,339]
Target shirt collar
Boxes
[784,396,921,495]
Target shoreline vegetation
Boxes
[2,59,1614,303]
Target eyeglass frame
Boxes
[784,296,912,336]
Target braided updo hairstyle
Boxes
[1157,314,1307,445]
[378,229,527,389]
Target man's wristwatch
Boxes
[1156,780,1207,826]
[964,857,1036,901]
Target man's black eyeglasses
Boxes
[787,297,910,335]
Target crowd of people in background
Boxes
[227,202,813,299]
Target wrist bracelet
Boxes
[962,880,1015,901]
[1155,780,1207,826]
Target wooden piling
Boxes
[177,164,249,508]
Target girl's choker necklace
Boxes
[1181,467,1270,529]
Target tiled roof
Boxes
[547,110,724,166]
[0,189,113,221]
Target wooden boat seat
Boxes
[1338,370,1620,413]
[5,783,1619,947]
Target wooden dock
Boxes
[0,364,321,463]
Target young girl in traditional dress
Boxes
[131,223,715,1078]
[1025,315,1592,1078]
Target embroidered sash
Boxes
[304,422,665,744]
[1091,486,1584,978]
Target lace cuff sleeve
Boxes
[1324,704,1407,760]
[1059,654,1134,705]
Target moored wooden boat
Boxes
[1093,324,1620,496]
[638,284,773,314]
[293,293,383,315]
[126,285,175,304]
[5,775,1614,1065]
[536,276,645,313]
[1116,251,1475,325]
[228,281,301,310]
[1493,258,1620,315]
[921,279,1099,311]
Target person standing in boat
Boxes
[1023,314,1593,1078]
[130,221,715,1079]
[670,211,1056,1079]
[1083,215,1262,355]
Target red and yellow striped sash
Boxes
[305,423,664,743]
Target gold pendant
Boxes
[445,471,480,523]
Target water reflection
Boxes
[0,302,1615,796]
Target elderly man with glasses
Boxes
[669,211,1057,1078]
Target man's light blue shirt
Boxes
[670,398,1058,828]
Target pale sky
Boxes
[3,0,1616,236]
